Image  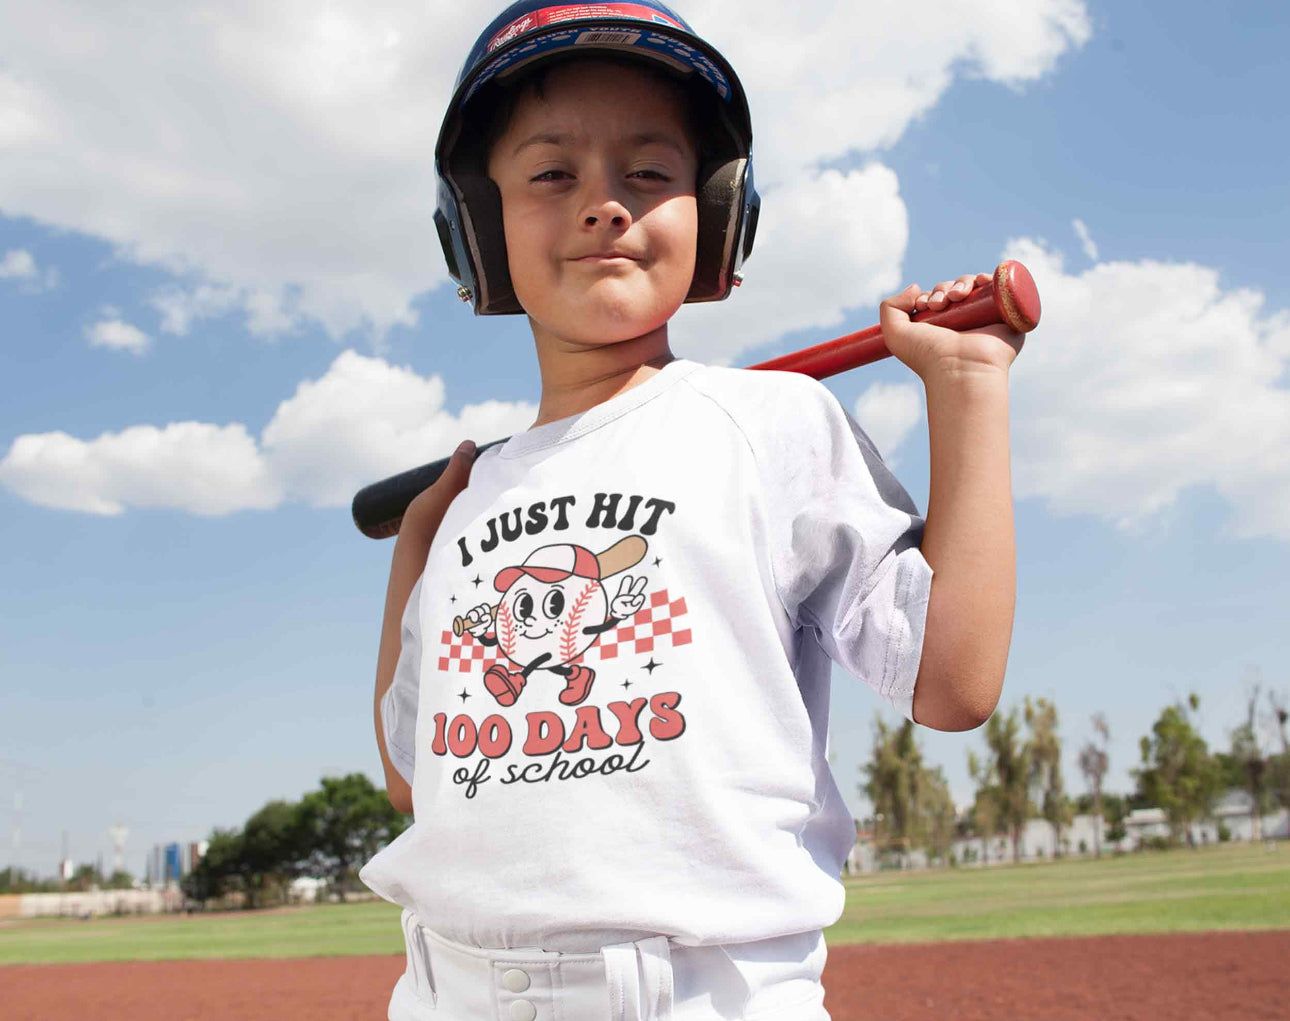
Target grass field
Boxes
[2,843,1287,966]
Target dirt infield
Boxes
[5,930,1287,1019]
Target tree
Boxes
[861,717,957,864]
[1263,690,1290,815]
[921,765,958,863]
[968,783,1003,863]
[1133,693,1222,846]
[1221,683,1278,841]
[182,827,242,906]
[1026,696,1073,856]
[1078,713,1111,857]
[295,773,409,900]
[968,704,1033,863]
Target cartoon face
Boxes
[496,576,608,668]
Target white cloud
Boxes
[0,0,1090,343]
[1072,218,1098,261]
[85,317,151,354]
[0,248,58,291]
[1003,237,1290,540]
[261,350,537,506]
[0,249,36,279]
[149,283,240,336]
[0,351,537,516]
[688,0,1092,187]
[0,423,279,516]
[852,382,923,461]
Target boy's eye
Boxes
[527,169,672,183]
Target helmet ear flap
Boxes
[688,156,750,302]
[457,176,524,315]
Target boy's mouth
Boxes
[573,249,640,262]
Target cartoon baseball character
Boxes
[452,536,650,707]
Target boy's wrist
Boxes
[919,359,1011,403]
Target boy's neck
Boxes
[528,323,677,429]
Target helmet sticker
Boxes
[486,4,685,53]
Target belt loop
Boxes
[638,937,674,1019]
[716,945,752,1015]
[603,936,675,1021]
[399,908,437,1007]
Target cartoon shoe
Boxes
[484,664,527,706]
[558,665,596,706]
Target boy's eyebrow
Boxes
[510,130,691,158]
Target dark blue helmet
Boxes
[434,0,760,314]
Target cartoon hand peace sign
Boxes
[609,574,649,620]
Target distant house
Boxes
[947,814,1105,865]
[845,788,1288,871]
[1121,792,1290,848]
[288,876,329,903]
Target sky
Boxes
[2,1,1288,883]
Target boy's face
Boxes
[487,60,699,347]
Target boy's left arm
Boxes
[879,273,1023,732]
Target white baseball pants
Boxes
[388,908,833,1021]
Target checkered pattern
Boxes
[439,587,692,673]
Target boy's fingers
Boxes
[879,284,920,336]
[441,440,476,485]
[881,283,920,314]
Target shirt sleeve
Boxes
[380,573,423,787]
[755,374,933,721]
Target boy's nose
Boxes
[579,180,632,230]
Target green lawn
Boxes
[828,841,1290,945]
[2,843,1287,966]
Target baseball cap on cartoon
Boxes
[435,0,761,315]
[495,544,603,591]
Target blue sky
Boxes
[2,1,1288,882]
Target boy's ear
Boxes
[457,175,522,314]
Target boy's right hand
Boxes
[400,439,477,543]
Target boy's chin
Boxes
[527,297,683,347]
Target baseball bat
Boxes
[352,260,1041,538]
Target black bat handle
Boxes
[351,437,509,539]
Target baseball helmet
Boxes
[434,0,761,315]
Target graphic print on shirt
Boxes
[432,491,692,799]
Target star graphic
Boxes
[642,658,661,675]
[457,689,471,703]
[652,556,662,567]
[449,594,457,605]
[471,575,483,588]
[620,679,633,690]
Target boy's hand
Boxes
[401,440,477,542]
[879,273,1024,381]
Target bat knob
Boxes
[994,260,1042,334]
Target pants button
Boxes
[509,999,537,1021]
[502,968,531,993]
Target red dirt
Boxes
[4,930,1287,1020]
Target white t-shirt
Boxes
[358,357,932,953]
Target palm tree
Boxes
[969,705,1033,863]
[1078,713,1110,857]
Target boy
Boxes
[359,3,1020,1019]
